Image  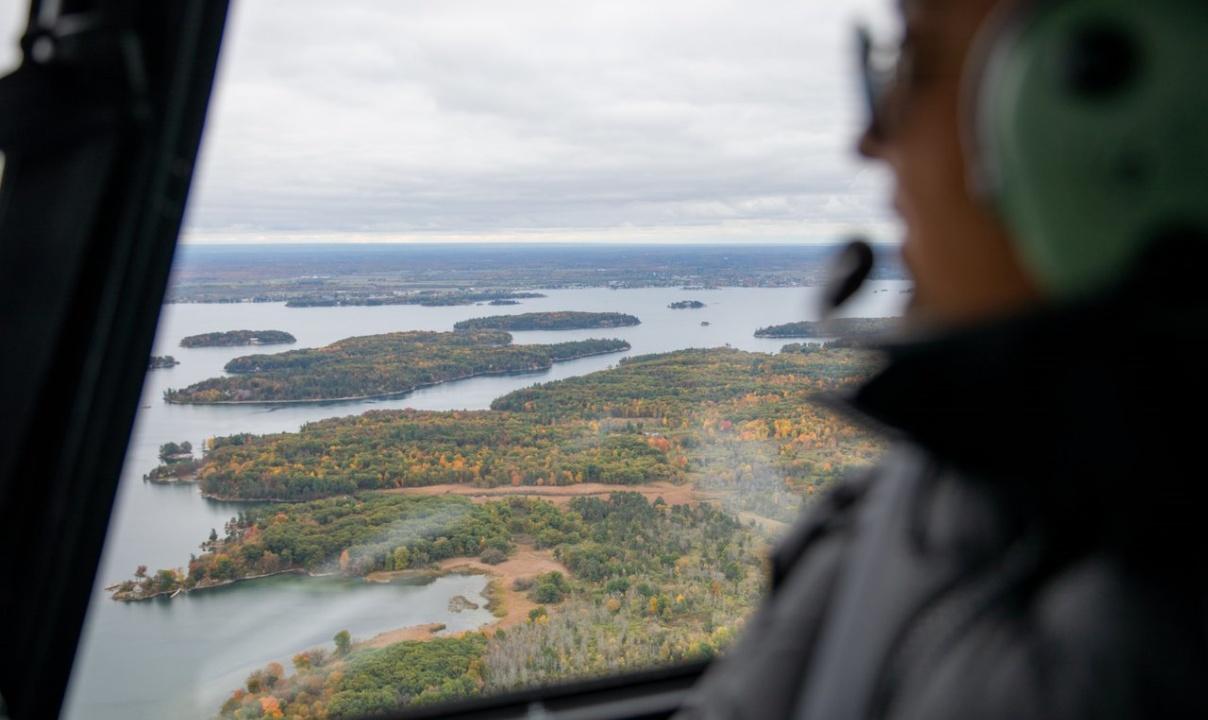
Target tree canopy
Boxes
[453,312,640,331]
[179,330,296,347]
[753,317,898,339]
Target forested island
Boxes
[453,312,641,332]
[180,330,297,348]
[668,300,705,309]
[143,441,200,484]
[488,299,521,306]
[286,290,544,308]
[148,355,179,369]
[163,331,630,404]
[117,345,887,717]
[753,317,899,339]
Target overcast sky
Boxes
[2,0,900,245]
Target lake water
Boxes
[62,283,910,719]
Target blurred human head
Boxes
[859,0,1039,325]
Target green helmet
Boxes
[971,0,1208,298]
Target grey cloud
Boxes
[182,0,899,243]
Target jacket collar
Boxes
[846,236,1208,496]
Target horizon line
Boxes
[177,239,904,248]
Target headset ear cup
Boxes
[962,0,1028,204]
[967,0,1208,299]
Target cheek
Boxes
[892,166,971,312]
[901,156,966,228]
[891,90,969,215]
[891,121,974,249]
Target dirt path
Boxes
[379,480,698,507]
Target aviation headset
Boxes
[968,0,1208,298]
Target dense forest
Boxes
[285,290,545,308]
[491,347,877,419]
[453,312,641,331]
[753,317,899,339]
[196,411,679,500]
[218,633,490,718]
[180,330,297,347]
[492,347,885,522]
[668,300,705,309]
[148,355,179,369]
[163,332,630,404]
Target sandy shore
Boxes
[439,544,571,631]
[359,543,570,649]
[360,623,448,649]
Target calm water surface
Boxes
[64,284,909,719]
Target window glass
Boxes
[65,1,904,718]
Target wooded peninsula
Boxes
[753,317,899,339]
[163,331,630,404]
[453,312,641,332]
